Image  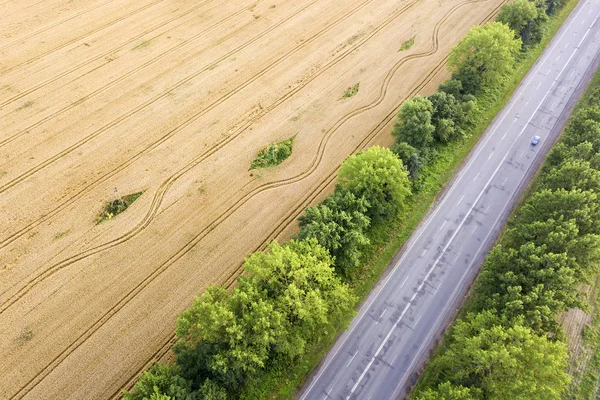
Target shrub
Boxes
[250,137,295,169]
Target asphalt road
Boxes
[299,1,600,399]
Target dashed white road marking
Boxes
[400,276,409,289]
[412,316,422,329]
[300,5,593,396]
[346,352,357,367]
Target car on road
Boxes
[531,135,541,145]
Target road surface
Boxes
[299,1,600,399]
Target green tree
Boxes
[213,280,285,376]
[475,243,579,333]
[439,79,464,98]
[518,188,600,235]
[176,282,286,388]
[530,0,549,45]
[545,0,563,14]
[497,0,541,47]
[298,188,370,277]
[542,159,600,192]
[243,239,355,359]
[449,22,521,94]
[391,141,422,180]
[123,363,193,400]
[546,141,596,167]
[427,91,477,143]
[430,311,570,399]
[199,379,227,400]
[392,96,435,149]
[416,382,481,400]
[337,146,411,222]
[174,341,221,392]
[563,107,600,149]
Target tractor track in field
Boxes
[0,0,167,70]
[0,0,263,149]
[6,1,505,397]
[0,0,394,253]
[0,0,327,189]
[0,0,237,111]
[107,1,507,396]
[0,0,422,310]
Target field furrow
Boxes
[0,0,506,398]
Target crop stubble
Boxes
[0,0,506,398]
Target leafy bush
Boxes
[392,96,435,150]
[337,146,411,222]
[298,187,371,279]
[250,137,294,169]
[123,364,193,400]
[497,0,547,48]
[449,22,521,94]
[421,311,570,399]
[97,191,143,223]
[399,36,415,51]
[341,83,360,99]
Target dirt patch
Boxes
[561,282,600,399]
[0,0,506,398]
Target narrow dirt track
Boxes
[0,0,505,398]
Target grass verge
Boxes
[247,0,581,398]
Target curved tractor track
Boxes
[0,0,380,249]
[0,0,423,312]
[0,0,507,397]
[111,1,507,394]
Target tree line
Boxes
[414,7,600,400]
[125,0,571,397]
[391,0,558,185]
[124,147,411,400]
[415,89,600,400]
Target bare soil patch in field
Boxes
[0,0,506,398]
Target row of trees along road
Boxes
[415,7,600,400]
[125,0,570,397]
[416,92,600,400]
[124,148,411,400]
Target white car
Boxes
[531,135,541,145]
